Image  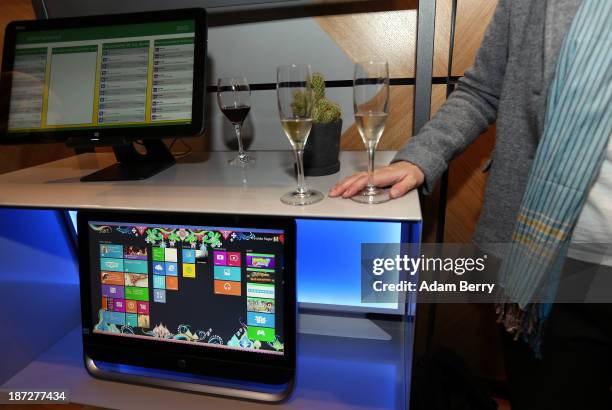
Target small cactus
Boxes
[310,73,326,101]
[313,98,342,124]
[291,72,342,124]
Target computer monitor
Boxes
[78,210,296,400]
[0,8,207,181]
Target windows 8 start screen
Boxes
[88,221,285,355]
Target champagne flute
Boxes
[277,64,324,206]
[352,61,390,204]
[217,77,254,165]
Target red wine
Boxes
[221,105,250,124]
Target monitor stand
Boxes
[79,140,176,182]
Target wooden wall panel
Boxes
[452,0,498,76]
[317,0,454,150]
[0,0,35,63]
[316,7,417,78]
[433,0,452,77]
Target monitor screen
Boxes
[7,19,195,133]
[86,220,286,356]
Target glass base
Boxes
[281,189,324,206]
[228,153,256,166]
[350,187,391,204]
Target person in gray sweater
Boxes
[331,0,611,409]
[331,0,582,252]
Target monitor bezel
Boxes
[77,210,296,386]
[0,8,207,145]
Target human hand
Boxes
[329,161,425,199]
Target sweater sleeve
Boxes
[393,0,511,194]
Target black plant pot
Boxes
[303,119,342,176]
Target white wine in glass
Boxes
[281,118,313,150]
[352,61,390,204]
[355,112,388,146]
[277,64,324,206]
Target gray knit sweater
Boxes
[393,0,582,256]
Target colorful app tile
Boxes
[227,252,241,267]
[113,299,126,313]
[152,247,165,261]
[124,273,148,288]
[213,265,241,282]
[246,283,274,299]
[137,301,149,315]
[125,286,149,301]
[124,259,148,274]
[125,300,137,314]
[102,297,107,310]
[101,271,125,286]
[247,326,275,342]
[182,263,196,278]
[124,245,148,260]
[153,289,166,303]
[247,297,275,313]
[102,284,125,299]
[246,253,275,269]
[126,313,138,328]
[108,312,126,326]
[164,248,178,262]
[213,251,227,266]
[100,257,124,272]
[100,244,123,259]
[164,262,178,276]
[166,276,178,290]
[182,249,196,263]
[153,275,166,289]
[195,248,208,263]
[106,298,114,311]
[152,261,165,275]
[247,311,275,328]
[214,280,241,296]
[138,314,150,328]
[246,269,274,284]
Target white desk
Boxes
[0,151,421,221]
[0,150,417,409]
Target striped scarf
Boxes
[496,0,612,355]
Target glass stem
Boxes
[366,142,376,193]
[295,149,306,194]
[234,123,246,160]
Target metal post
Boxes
[412,0,436,135]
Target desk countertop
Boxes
[0,151,421,221]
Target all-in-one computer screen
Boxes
[1,9,207,181]
[78,211,296,393]
[7,20,196,132]
[88,220,286,355]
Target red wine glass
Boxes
[217,77,254,165]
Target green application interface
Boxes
[8,20,195,132]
